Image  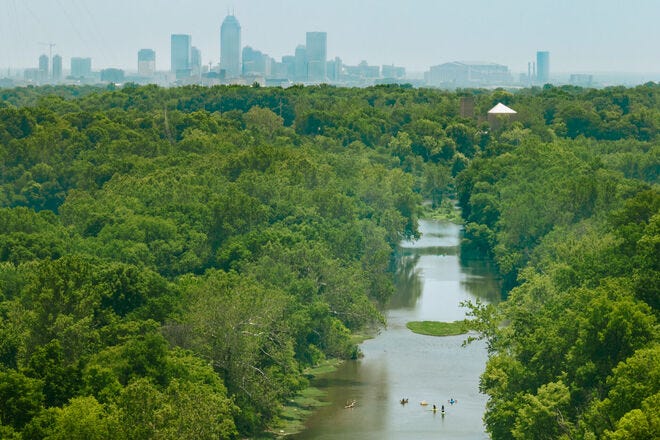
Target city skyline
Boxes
[0,0,659,77]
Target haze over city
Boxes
[1,0,659,77]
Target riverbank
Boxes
[260,360,339,438]
[288,219,498,439]
[263,329,378,438]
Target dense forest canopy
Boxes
[0,82,657,439]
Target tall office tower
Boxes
[38,54,49,81]
[537,51,550,84]
[138,49,156,77]
[306,32,327,82]
[191,46,202,76]
[327,57,342,82]
[281,55,296,79]
[71,57,92,78]
[220,14,241,77]
[171,34,192,78]
[294,45,307,81]
[52,54,62,82]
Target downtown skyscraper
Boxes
[171,34,192,78]
[52,54,62,82]
[537,51,550,84]
[138,49,156,77]
[220,14,241,78]
[306,32,327,82]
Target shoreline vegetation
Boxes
[406,320,469,337]
[264,361,338,438]
[267,329,378,437]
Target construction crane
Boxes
[38,42,56,66]
[37,42,56,80]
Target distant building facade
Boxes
[38,54,49,78]
[171,34,192,78]
[101,68,125,84]
[52,54,62,82]
[281,55,296,80]
[23,69,41,83]
[344,61,380,82]
[327,57,342,82]
[294,45,307,81]
[382,64,406,79]
[220,14,241,78]
[138,49,156,77]
[70,57,92,78]
[306,32,327,82]
[426,62,512,87]
[191,46,202,77]
[537,51,550,84]
[242,46,271,77]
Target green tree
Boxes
[0,368,44,430]
[46,396,118,440]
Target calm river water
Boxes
[293,219,500,440]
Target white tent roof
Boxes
[488,103,517,114]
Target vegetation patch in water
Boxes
[406,320,468,336]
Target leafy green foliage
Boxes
[0,83,434,437]
[457,83,658,438]
[0,81,656,437]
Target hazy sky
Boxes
[1,0,658,74]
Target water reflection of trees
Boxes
[459,255,504,302]
[391,253,423,309]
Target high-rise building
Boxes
[138,49,156,77]
[70,57,92,78]
[38,54,49,81]
[191,46,202,77]
[537,51,550,84]
[294,45,307,81]
[281,55,296,80]
[306,32,327,82]
[171,34,192,78]
[220,14,241,77]
[52,54,62,82]
[327,57,342,82]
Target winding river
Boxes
[293,219,501,439]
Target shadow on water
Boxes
[390,253,422,309]
[460,254,503,304]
